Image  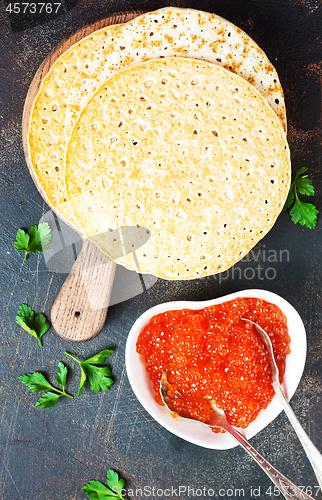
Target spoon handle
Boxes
[273,381,322,488]
[226,424,315,500]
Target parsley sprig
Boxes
[82,469,126,500]
[65,349,114,396]
[16,304,51,347]
[284,167,319,229]
[18,362,73,408]
[14,222,52,260]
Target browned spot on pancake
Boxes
[165,35,174,44]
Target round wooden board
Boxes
[21,11,143,343]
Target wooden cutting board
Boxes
[22,11,143,343]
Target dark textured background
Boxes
[0,0,322,499]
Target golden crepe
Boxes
[27,24,122,227]
[65,57,291,280]
[27,7,287,229]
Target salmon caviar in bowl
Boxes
[126,290,307,449]
[136,297,291,431]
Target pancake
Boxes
[70,7,286,132]
[27,7,286,229]
[27,23,122,227]
[65,57,291,280]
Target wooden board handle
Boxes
[51,238,116,342]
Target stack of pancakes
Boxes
[26,7,290,280]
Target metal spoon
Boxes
[160,371,315,500]
[242,318,322,489]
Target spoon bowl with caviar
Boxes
[160,370,314,500]
[126,290,307,451]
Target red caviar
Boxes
[136,298,291,429]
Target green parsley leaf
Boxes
[293,166,308,181]
[56,361,68,389]
[289,199,319,229]
[18,363,73,408]
[82,469,126,500]
[284,167,319,229]
[78,365,88,397]
[13,229,30,252]
[35,391,61,409]
[107,469,125,494]
[84,364,113,393]
[14,222,52,260]
[65,349,114,396]
[82,480,113,500]
[18,372,54,392]
[85,349,114,365]
[296,176,315,197]
[16,304,51,347]
[283,187,295,211]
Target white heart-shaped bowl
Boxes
[125,289,307,450]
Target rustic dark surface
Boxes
[0,1,322,499]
